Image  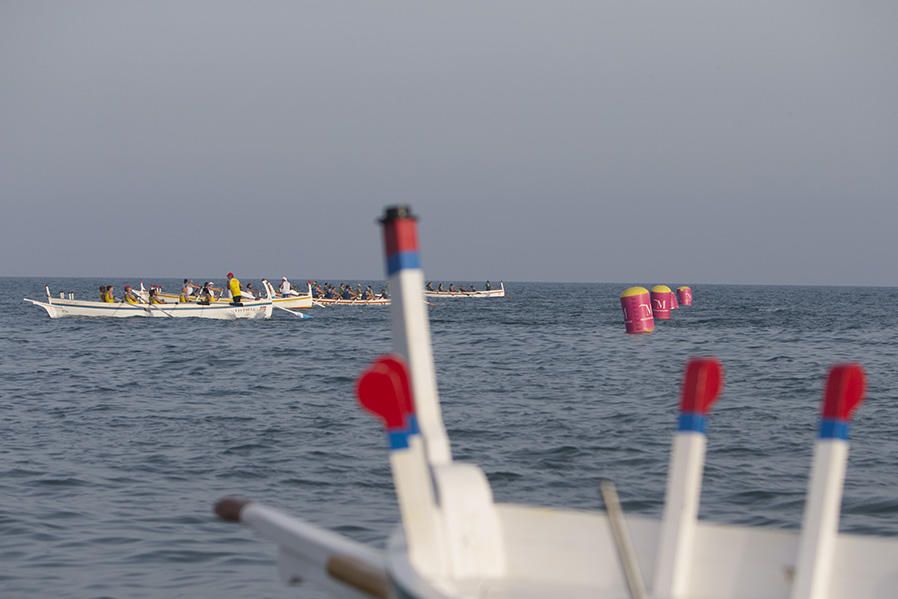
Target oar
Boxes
[792,364,866,599]
[600,479,647,599]
[653,358,724,599]
[273,304,312,319]
[135,294,175,318]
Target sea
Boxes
[2,278,898,598]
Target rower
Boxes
[149,288,164,305]
[179,280,192,303]
[123,285,139,305]
[279,276,297,296]
[426,281,434,291]
[449,284,456,292]
[245,282,258,300]
[227,272,243,305]
[180,279,196,302]
[198,282,215,305]
[104,286,115,303]
[98,286,107,301]
[485,280,491,290]
[438,283,444,292]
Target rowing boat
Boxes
[216,206,897,599]
[25,286,274,319]
[314,296,391,306]
[424,282,505,298]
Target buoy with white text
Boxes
[677,286,693,306]
[651,285,673,320]
[620,287,654,334]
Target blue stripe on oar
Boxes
[386,251,421,276]
[388,430,409,450]
[406,415,420,436]
[677,412,707,434]
[819,419,849,440]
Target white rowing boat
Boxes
[216,206,898,599]
[314,296,391,306]
[25,285,274,320]
[424,282,505,298]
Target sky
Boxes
[1,1,897,284]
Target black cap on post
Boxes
[380,205,417,223]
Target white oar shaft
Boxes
[274,304,305,318]
[792,364,865,599]
[391,268,450,464]
[654,433,706,598]
[791,441,847,599]
[654,359,723,599]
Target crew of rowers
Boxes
[97,272,267,306]
[97,284,167,305]
[310,282,388,300]
[179,273,258,304]
[425,280,492,293]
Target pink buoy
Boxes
[620,287,654,334]
[670,290,679,310]
[651,285,672,320]
[677,286,693,306]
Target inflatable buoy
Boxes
[651,285,672,321]
[620,287,654,334]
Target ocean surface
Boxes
[3,278,898,598]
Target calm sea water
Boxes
[2,278,898,598]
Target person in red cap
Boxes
[227,272,243,305]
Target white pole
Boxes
[357,360,447,577]
[791,364,866,599]
[380,206,451,465]
[653,358,724,599]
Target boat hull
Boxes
[315,297,391,306]
[24,297,273,319]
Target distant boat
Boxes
[425,282,505,298]
[215,206,897,598]
[315,296,391,306]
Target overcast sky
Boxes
[2,1,896,284]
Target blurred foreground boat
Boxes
[215,206,897,599]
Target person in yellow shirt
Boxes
[227,272,242,305]
[104,286,116,303]
[123,285,139,305]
